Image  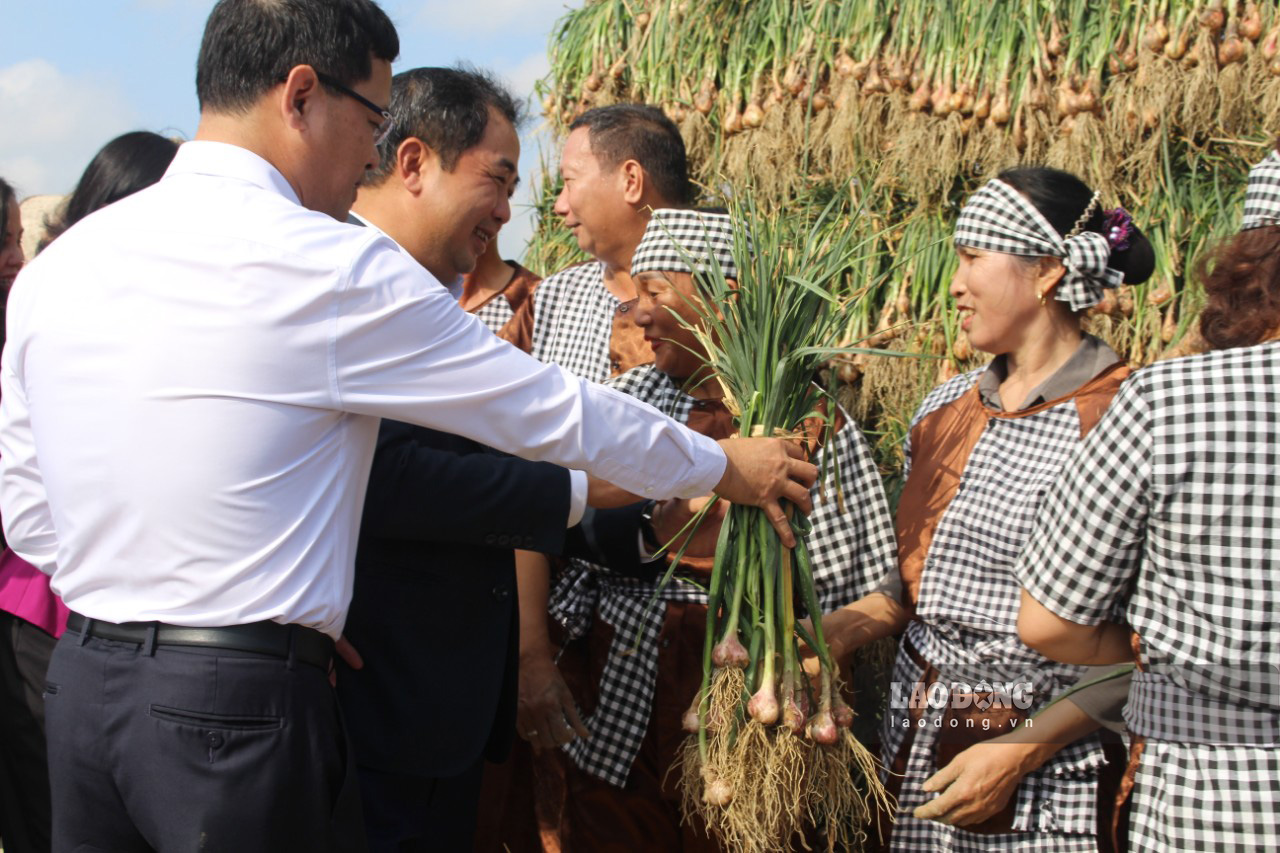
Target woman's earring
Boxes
[1038,290,1049,306]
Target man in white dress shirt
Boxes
[0,1,814,850]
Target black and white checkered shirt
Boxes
[1016,342,1280,852]
[529,261,619,383]
[471,293,514,336]
[551,366,897,787]
[1242,149,1280,231]
[884,359,1124,847]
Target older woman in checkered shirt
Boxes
[546,208,898,850]
[816,167,1155,851]
[1017,149,1280,853]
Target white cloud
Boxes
[495,50,551,106]
[0,59,138,198]
[408,0,570,37]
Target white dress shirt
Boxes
[0,140,724,637]
[346,210,587,527]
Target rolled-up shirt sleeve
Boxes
[330,238,726,501]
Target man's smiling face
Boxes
[416,106,519,283]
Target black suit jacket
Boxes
[336,420,571,777]
[336,419,659,778]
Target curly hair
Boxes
[1197,224,1280,350]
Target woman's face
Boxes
[633,269,711,381]
[0,197,24,297]
[949,245,1045,355]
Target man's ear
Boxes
[619,159,646,205]
[397,137,433,193]
[280,65,322,132]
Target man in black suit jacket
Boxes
[335,68,703,851]
[339,422,572,850]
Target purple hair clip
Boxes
[1103,207,1134,251]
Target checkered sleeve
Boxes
[803,413,899,609]
[1242,149,1280,231]
[1015,374,1153,625]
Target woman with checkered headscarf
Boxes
[1015,150,1280,852]
[812,167,1154,851]
[546,208,897,849]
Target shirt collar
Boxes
[346,210,464,300]
[163,140,301,206]
[978,334,1121,411]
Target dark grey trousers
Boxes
[0,610,55,853]
[45,629,362,853]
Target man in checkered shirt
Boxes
[516,105,694,715]
[529,104,693,381]
[1016,147,1280,852]
[508,103,701,845]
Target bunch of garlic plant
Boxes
[651,191,894,852]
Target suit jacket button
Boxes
[496,534,511,547]
[492,586,511,601]
[523,536,535,548]
[484,534,497,545]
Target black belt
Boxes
[66,612,334,670]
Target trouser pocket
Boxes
[148,703,284,732]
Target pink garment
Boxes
[0,548,68,638]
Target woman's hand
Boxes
[913,692,1103,826]
[800,591,907,675]
[913,740,1040,826]
[517,648,589,752]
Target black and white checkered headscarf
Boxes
[631,209,742,281]
[1241,149,1280,231]
[954,179,1122,312]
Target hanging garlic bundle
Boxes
[529,0,1265,514]
[647,195,892,853]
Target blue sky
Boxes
[0,0,579,256]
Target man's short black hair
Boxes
[365,66,523,184]
[196,0,399,114]
[569,105,691,206]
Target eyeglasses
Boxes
[315,72,395,146]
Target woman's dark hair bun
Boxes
[997,166,1155,285]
